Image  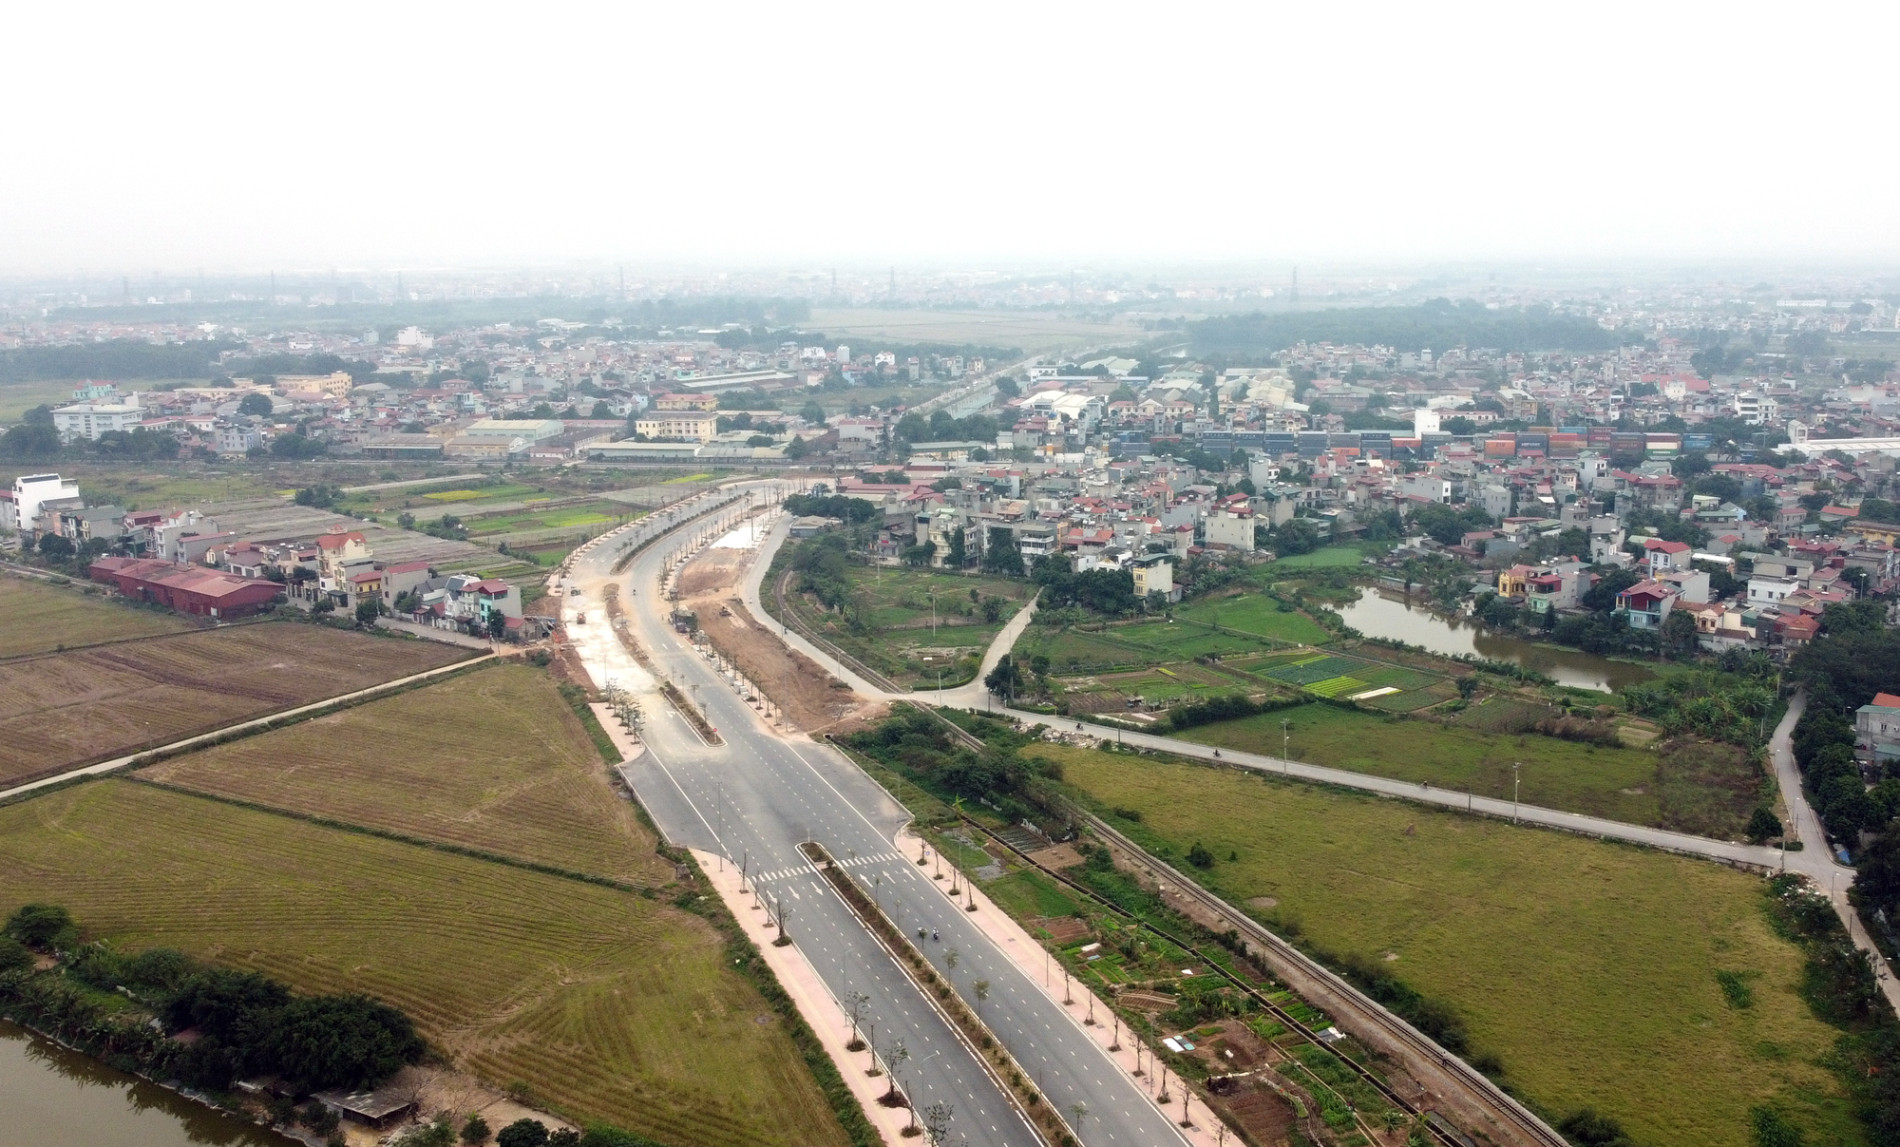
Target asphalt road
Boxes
[567,483,1187,1147]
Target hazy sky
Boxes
[4,2,1895,273]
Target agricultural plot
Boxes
[1036,745,1862,1147]
[0,624,468,788]
[1171,595,1332,645]
[140,664,667,885]
[0,575,189,657]
[1179,701,1667,826]
[0,781,851,1147]
[1262,543,1378,570]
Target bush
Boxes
[4,904,78,951]
[0,935,33,974]
[496,1120,550,1147]
[1557,1108,1633,1147]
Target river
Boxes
[1335,589,1653,693]
[0,1020,295,1147]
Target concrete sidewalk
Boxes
[897,825,1221,1146]
[691,848,911,1147]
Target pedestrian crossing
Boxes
[747,851,904,883]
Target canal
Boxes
[1335,589,1653,693]
[0,1019,294,1147]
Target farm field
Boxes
[141,664,667,885]
[0,575,190,657]
[1170,594,1332,644]
[1036,744,1862,1147]
[783,565,1036,689]
[1263,543,1379,570]
[0,624,469,788]
[1179,701,1668,825]
[0,781,851,1147]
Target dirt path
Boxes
[678,546,883,734]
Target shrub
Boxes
[4,904,78,951]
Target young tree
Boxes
[981,527,1023,576]
[460,1113,491,1144]
[1745,808,1784,845]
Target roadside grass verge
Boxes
[1031,743,1862,1147]
[0,780,854,1147]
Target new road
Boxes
[565,482,1186,1147]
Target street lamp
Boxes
[1282,717,1290,775]
[1512,761,1523,825]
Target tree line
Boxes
[1188,300,1637,356]
[0,339,238,383]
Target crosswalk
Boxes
[747,850,904,884]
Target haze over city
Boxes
[5,2,1900,271]
[6,7,1900,1147]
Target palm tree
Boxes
[973,979,989,1024]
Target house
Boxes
[7,473,80,535]
[1203,507,1255,552]
[1855,693,1900,769]
[1131,553,1178,602]
[1644,538,1691,576]
[314,528,371,591]
[1616,579,1678,629]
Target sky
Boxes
[3,1,1896,274]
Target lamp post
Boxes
[1512,761,1522,825]
[1282,717,1290,774]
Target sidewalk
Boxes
[691,848,910,1147]
[896,826,1219,1147]
[588,702,644,764]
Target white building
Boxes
[1732,394,1778,426]
[5,473,80,534]
[1413,407,1441,436]
[1203,508,1255,552]
[53,398,142,441]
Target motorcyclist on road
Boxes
[1213,749,1221,758]
[932,929,940,942]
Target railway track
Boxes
[770,567,908,695]
[1065,812,1569,1147]
[905,702,1567,1146]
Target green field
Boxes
[0,575,189,657]
[1035,744,1861,1147]
[1171,594,1333,644]
[1265,543,1379,570]
[1180,701,1671,825]
[0,780,851,1147]
[784,565,1035,688]
[141,664,667,885]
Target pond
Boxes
[0,1019,294,1147]
[1335,589,1654,693]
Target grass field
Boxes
[0,575,189,657]
[1035,745,1861,1147]
[141,664,668,885]
[1170,596,1332,644]
[1179,701,1667,826]
[785,565,1035,688]
[0,624,469,787]
[1264,543,1379,570]
[0,781,850,1147]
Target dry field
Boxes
[0,781,851,1147]
[0,574,190,657]
[0,624,469,787]
[143,663,669,884]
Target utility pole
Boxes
[1282,718,1290,774]
[1512,761,1523,825]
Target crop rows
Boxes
[0,780,847,1147]
[142,664,668,885]
[0,624,467,786]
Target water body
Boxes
[1335,589,1654,693]
[0,1019,294,1147]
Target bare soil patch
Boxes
[677,548,871,732]
[0,624,468,787]
[1028,843,1084,870]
